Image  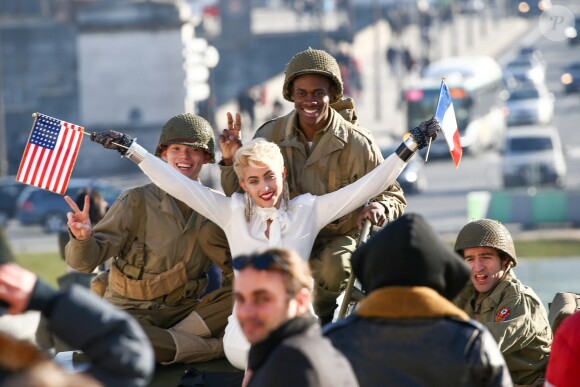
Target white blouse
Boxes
[128,142,408,370]
[129,143,407,262]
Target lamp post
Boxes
[0,26,7,177]
[181,22,220,114]
[373,0,382,121]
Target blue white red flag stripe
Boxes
[435,81,462,168]
[16,113,84,194]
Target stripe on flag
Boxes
[16,113,84,194]
[435,81,462,168]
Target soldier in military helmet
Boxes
[64,113,233,365]
[219,48,407,325]
[453,218,552,386]
[87,100,439,371]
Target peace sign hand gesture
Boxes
[64,195,93,241]
[219,112,243,166]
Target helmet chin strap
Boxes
[476,260,513,302]
[499,261,513,282]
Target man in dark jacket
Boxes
[0,262,154,387]
[324,213,511,386]
[233,248,358,387]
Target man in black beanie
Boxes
[323,213,512,386]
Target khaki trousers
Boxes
[309,235,357,320]
[130,286,232,363]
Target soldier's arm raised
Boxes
[219,112,242,166]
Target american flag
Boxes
[16,113,84,194]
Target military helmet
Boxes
[155,113,215,163]
[282,48,343,104]
[454,219,517,266]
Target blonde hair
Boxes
[233,138,285,180]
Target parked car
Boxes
[501,126,566,188]
[0,176,28,227]
[503,85,554,126]
[381,146,427,194]
[457,0,485,14]
[16,179,122,233]
[503,57,546,86]
[561,62,580,93]
[517,46,544,61]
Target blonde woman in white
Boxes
[88,115,439,369]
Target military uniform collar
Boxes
[467,271,516,314]
[291,108,349,143]
[154,183,199,229]
[287,109,350,167]
[487,270,516,306]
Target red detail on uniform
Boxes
[495,307,511,322]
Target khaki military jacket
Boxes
[454,271,552,385]
[221,108,406,237]
[65,183,231,310]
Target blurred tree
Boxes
[0,226,15,264]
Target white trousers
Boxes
[223,313,250,370]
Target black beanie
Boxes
[352,213,470,300]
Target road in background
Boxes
[5,4,580,251]
[408,17,580,235]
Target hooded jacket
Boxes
[324,213,512,386]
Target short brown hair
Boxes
[236,248,312,297]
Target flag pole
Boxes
[426,77,447,163]
[34,113,128,150]
[28,113,40,142]
[17,113,42,179]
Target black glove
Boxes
[409,117,440,150]
[90,130,133,155]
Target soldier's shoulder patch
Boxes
[495,307,511,322]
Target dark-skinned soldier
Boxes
[219,48,407,324]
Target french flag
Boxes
[435,80,462,168]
